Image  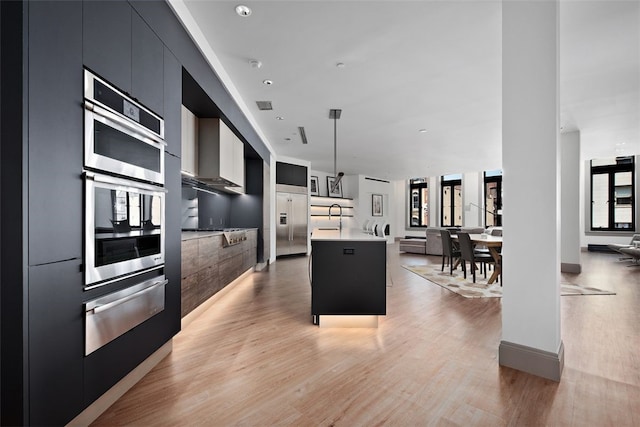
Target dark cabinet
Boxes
[28,0,83,266]
[83,1,164,116]
[28,260,84,426]
[311,240,387,317]
[163,47,182,157]
[276,161,308,187]
[132,11,164,116]
[83,0,132,95]
[164,153,183,331]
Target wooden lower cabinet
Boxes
[181,230,257,317]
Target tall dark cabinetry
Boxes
[83,1,132,95]
[28,1,83,266]
[28,2,85,425]
[83,1,164,116]
[1,0,269,424]
[2,1,178,425]
[132,12,164,115]
[28,260,84,425]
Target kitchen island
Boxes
[311,228,387,327]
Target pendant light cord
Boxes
[334,115,337,178]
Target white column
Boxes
[561,131,582,273]
[430,176,440,227]
[500,0,563,381]
[463,172,482,227]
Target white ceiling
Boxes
[172,0,639,180]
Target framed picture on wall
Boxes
[327,176,343,198]
[310,176,319,196]
[372,194,383,216]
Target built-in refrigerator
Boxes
[276,185,308,256]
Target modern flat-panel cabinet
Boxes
[83,0,132,94]
[29,0,83,266]
[311,239,386,318]
[132,11,164,116]
[28,260,84,426]
[276,189,308,256]
[163,48,182,158]
[83,1,164,115]
[181,105,198,175]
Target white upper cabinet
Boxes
[232,132,245,190]
[180,105,198,176]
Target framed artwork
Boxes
[372,194,383,216]
[310,176,319,196]
[327,176,343,198]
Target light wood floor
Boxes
[93,244,640,426]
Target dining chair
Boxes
[440,229,461,275]
[476,228,502,273]
[457,232,494,283]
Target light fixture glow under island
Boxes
[310,228,387,327]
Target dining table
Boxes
[452,233,503,284]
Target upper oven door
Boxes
[85,172,166,287]
[84,69,165,185]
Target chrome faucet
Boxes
[328,203,343,230]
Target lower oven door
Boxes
[84,276,167,355]
[85,172,166,287]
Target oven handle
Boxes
[84,265,165,291]
[88,279,168,315]
[85,171,168,193]
[84,100,167,146]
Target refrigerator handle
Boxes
[289,199,294,241]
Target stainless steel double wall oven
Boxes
[83,69,167,355]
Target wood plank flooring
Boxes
[92,244,640,426]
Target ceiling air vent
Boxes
[256,101,273,111]
[298,127,308,144]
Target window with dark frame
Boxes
[408,178,429,227]
[441,174,462,227]
[484,170,503,227]
[591,156,635,231]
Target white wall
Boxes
[354,176,394,242]
[392,180,413,238]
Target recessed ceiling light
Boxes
[336,62,345,68]
[419,129,427,133]
[235,5,252,17]
[249,59,262,69]
[276,116,284,121]
[263,79,273,85]
[284,138,291,141]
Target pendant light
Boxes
[329,109,344,193]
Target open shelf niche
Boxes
[310,195,356,230]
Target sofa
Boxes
[399,227,485,256]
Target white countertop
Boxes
[311,228,386,242]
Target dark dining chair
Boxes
[457,232,494,283]
[440,229,461,275]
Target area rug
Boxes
[402,265,616,298]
